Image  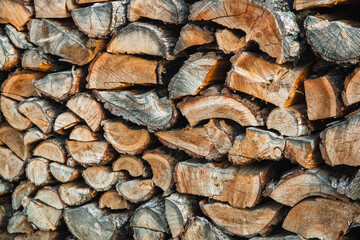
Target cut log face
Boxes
[28,19,106,66]
[335,169,360,201]
[112,155,150,178]
[7,212,33,235]
[1,96,33,131]
[108,22,176,60]
[69,125,102,141]
[22,48,65,73]
[0,179,13,196]
[34,186,65,210]
[76,0,110,4]
[102,119,152,155]
[294,0,356,10]
[24,128,50,145]
[35,0,71,18]
[133,228,165,240]
[94,89,177,132]
[343,66,360,106]
[0,146,25,182]
[0,34,21,71]
[49,162,80,183]
[175,160,277,208]
[33,138,67,163]
[59,181,97,206]
[15,231,62,240]
[282,198,360,240]
[53,111,81,135]
[66,93,105,132]
[0,123,31,160]
[83,166,124,191]
[189,0,300,63]
[0,0,34,30]
[116,179,155,203]
[178,85,264,127]
[226,51,311,107]
[99,190,134,210]
[26,158,53,186]
[229,128,285,165]
[5,24,33,50]
[216,28,248,54]
[12,181,38,211]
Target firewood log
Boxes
[69,125,102,141]
[53,111,81,135]
[173,23,214,55]
[26,158,54,186]
[0,34,20,71]
[133,228,165,240]
[333,169,360,200]
[249,231,302,240]
[71,1,126,38]
[282,198,360,240]
[189,0,300,63]
[34,186,65,210]
[66,140,115,166]
[94,89,177,132]
[28,19,106,66]
[0,146,25,181]
[22,48,66,72]
[0,123,31,160]
[12,181,38,211]
[33,138,66,163]
[87,53,168,90]
[116,179,156,203]
[178,85,264,127]
[343,66,360,106]
[0,0,34,31]
[49,162,80,183]
[293,0,357,10]
[59,181,97,206]
[229,128,285,165]
[0,179,13,196]
[67,0,80,11]
[0,197,12,232]
[1,96,33,131]
[18,97,59,134]
[83,166,126,192]
[76,0,110,4]
[34,0,71,18]
[14,231,63,240]
[64,202,131,240]
[175,160,277,208]
[108,22,176,60]
[112,155,150,178]
[99,190,134,210]
[66,93,105,132]
[24,128,51,145]
[215,28,249,54]
[4,24,33,50]
[7,212,33,235]
[226,51,311,107]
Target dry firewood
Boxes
[0,0,34,31]
[87,53,168,90]
[284,134,323,168]
[116,179,156,203]
[189,0,300,63]
[66,140,115,166]
[112,155,150,177]
[226,51,311,107]
[12,181,38,211]
[0,181,13,197]
[24,128,51,145]
[0,34,21,71]
[175,160,277,208]
[178,85,264,127]
[67,0,80,11]
[168,52,229,99]
[69,125,102,141]
[0,196,12,231]
[108,22,176,60]
[229,128,285,165]
[200,200,287,237]
[18,97,59,134]
[0,146,25,181]
[165,193,197,238]
[22,48,65,72]
[1,70,46,101]
[28,19,106,66]
[59,181,97,206]
[49,162,80,183]
[72,1,126,38]
[94,89,177,132]
[34,68,85,102]
[76,0,110,4]
[66,93,105,132]
[34,0,70,18]
[215,28,249,54]
[5,24,33,50]
[53,111,81,135]
[0,123,31,160]
[343,66,360,106]
[249,231,302,240]
[26,158,54,186]
[282,198,360,240]
[83,166,126,191]
[173,23,214,55]
[99,190,134,210]
[1,96,33,131]
[7,212,33,235]
[15,231,63,240]
[133,228,165,240]
[294,0,357,10]
[33,138,66,163]
[34,186,65,210]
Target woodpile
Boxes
[2,0,360,239]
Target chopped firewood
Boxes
[229,128,285,165]
[343,66,360,106]
[53,111,81,135]
[28,19,106,66]
[0,196,12,231]
[34,0,71,18]
[116,179,156,203]
[87,53,168,89]
[69,125,102,141]
[0,34,20,71]
[282,198,360,240]
[0,146,25,181]
[76,0,110,4]
[284,134,323,168]
[0,123,31,160]
[133,228,165,240]
[66,140,115,166]
[112,155,150,177]
[49,162,80,183]
[15,231,63,240]
[83,166,125,191]
[173,23,214,55]
[67,0,80,11]
[18,97,59,134]
[1,96,33,131]
[108,22,176,60]
[22,48,65,72]
[294,0,357,10]
[33,138,66,163]
[34,186,65,210]
[7,212,33,235]
[0,0,34,31]
[178,85,264,127]
[59,181,97,206]
[0,179,13,195]
[226,51,311,107]
[333,169,360,201]
[99,190,134,210]
[249,231,303,240]
[66,93,105,132]
[5,24,33,50]
[72,1,126,38]
[175,160,277,208]
[12,181,38,211]
[26,158,54,186]
[215,28,249,54]
[94,89,177,132]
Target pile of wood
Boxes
[2,0,360,239]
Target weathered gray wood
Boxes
[5,24,33,49]
[0,146,25,181]
[12,181,38,211]
[22,48,65,72]
[59,181,97,206]
[0,34,20,71]
[34,0,71,18]
[250,231,302,240]
[7,212,33,235]
[49,162,80,183]
[116,179,155,203]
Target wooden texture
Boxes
[0,0,34,30]
[33,138,66,163]
[133,228,165,240]
[49,162,80,183]
[5,24,33,50]
[24,128,51,145]
[0,34,20,71]
[342,66,360,106]
[1,96,33,131]
[99,190,133,210]
[59,181,97,206]
[69,125,101,142]
[112,155,150,178]
[26,158,53,186]
[34,0,71,18]
[7,212,33,235]
[82,166,124,191]
[0,146,25,181]
[53,111,81,135]
[34,186,65,210]
[0,123,31,160]
[216,28,248,54]
[294,0,357,10]
[12,181,38,211]
[116,179,155,203]
[22,48,65,72]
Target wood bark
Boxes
[53,111,81,135]
[14,231,63,240]
[0,0,34,31]
[1,96,33,131]
[249,231,303,240]
[334,169,360,201]
[34,186,65,210]
[12,181,38,211]
[343,66,360,106]
[49,162,80,183]
[216,28,248,54]
[133,228,165,240]
[5,24,33,50]
[83,166,125,191]
[294,0,357,10]
[33,138,67,163]
[34,0,71,18]
[24,128,51,145]
[0,146,25,182]
[22,48,65,72]
[0,123,31,160]
[116,179,155,203]
[112,155,150,178]
[99,190,134,210]
[26,158,54,186]
[7,212,33,235]
[0,34,20,71]
[69,125,102,142]
[59,181,97,206]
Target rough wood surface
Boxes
[116,179,155,203]
[0,0,34,30]
[0,179,13,196]
[112,155,150,178]
[0,146,25,182]
[12,181,38,211]
[5,24,32,50]
[34,186,65,210]
[0,123,31,160]
[22,48,65,72]
[82,166,124,191]
[294,0,357,10]
[26,158,53,186]
[342,66,360,106]
[99,190,133,210]
[7,212,33,235]
[249,231,303,240]
[59,181,97,206]
[216,28,248,54]
[133,228,165,240]
[49,162,80,183]
[34,0,71,18]
[33,138,66,163]
[69,125,102,142]
[75,0,110,4]
[334,168,360,200]
[24,127,51,145]
[1,96,33,131]
[0,34,20,71]
[53,111,81,135]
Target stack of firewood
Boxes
[1,0,360,239]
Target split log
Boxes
[69,125,102,141]
[7,212,33,235]
[26,158,54,186]
[112,155,150,178]
[177,85,264,127]
[34,0,70,18]
[66,93,105,132]
[5,24,33,49]
[67,0,80,11]
[1,96,33,131]
[24,128,50,145]
[99,190,134,210]
[294,0,357,10]
[15,231,63,240]
[12,181,38,211]
[33,138,66,163]
[76,0,110,4]
[28,19,106,66]
[53,111,81,135]
[282,198,360,240]
[83,166,126,191]
[133,228,165,240]
[0,123,31,160]
[49,162,80,183]
[66,140,115,166]
[94,89,177,132]
[334,169,360,201]
[0,179,13,195]
[343,66,360,106]
[108,22,176,60]
[0,146,25,181]
[249,231,302,240]
[22,48,65,72]
[215,28,248,54]
[59,181,97,206]
[116,179,155,203]
[18,97,59,134]
[189,0,300,63]
[87,53,168,89]
[71,1,126,38]
[0,34,20,71]
[168,52,229,99]
[34,186,65,210]
[200,200,287,237]
[173,23,214,55]
[175,160,277,208]
[0,0,34,30]
[226,51,311,107]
